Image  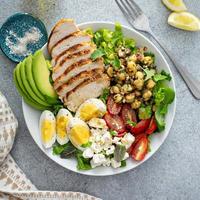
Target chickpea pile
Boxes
[106,46,156,110]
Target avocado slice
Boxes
[32,50,58,104]
[25,55,47,101]
[14,67,51,111]
[20,59,51,107]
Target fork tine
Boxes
[115,0,138,20]
[115,0,136,25]
[126,0,142,15]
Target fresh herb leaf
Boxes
[144,69,156,81]
[81,141,92,148]
[76,150,92,170]
[91,49,105,60]
[121,160,127,167]
[110,130,117,136]
[83,28,93,36]
[100,88,110,103]
[114,145,126,162]
[138,105,152,120]
[111,57,121,69]
[52,104,63,115]
[127,119,136,127]
[153,70,172,82]
[60,142,77,159]
[53,143,68,155]
[124,38,136,51]
[144,52,155,63]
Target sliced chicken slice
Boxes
[48,19,79,53]
[53,58,104,89]
[52,47,95,81]
[51,42,92,67]
[64,74,110,112]
[51,32,92,58]
[56,69,103,99]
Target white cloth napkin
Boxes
[0,92,101,200]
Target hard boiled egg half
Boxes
[67,118,90,150]
[39,110,56,148]
[75,98,106,121]
[56,108,72,145]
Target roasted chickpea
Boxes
[110,85,120,94]
[133,79,144,90]
[135,71,144,79]
[117,72,126,81]
[135,90,141,97]
[129,54,137,62]
[125,93,135,103]
[143,56,153,65]
[143,90,152,101]
[121,84,133,94]
[107,66,113,77]
[114,94,123,103]
[127,61,137,75]
[146,79,156,89]
[131,99,141,109]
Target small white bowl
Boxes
[22,21,176,176]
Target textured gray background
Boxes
[0,0,200,199]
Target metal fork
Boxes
[115,0,200,99]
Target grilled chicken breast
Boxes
[48,19,79,53]
[48,19,110,111]
[64,74,110,112]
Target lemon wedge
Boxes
[162,0,187,12]
[168,12,200,31]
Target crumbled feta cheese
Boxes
[88,118,107,129]
[90,154,107,168]
[121,133,135,149]
[112,137,121,144]
[103,158,111,167]
[122,152,129,160]
[105,145,115,155]
[91,143,103,154]
[111,158,121,168]
[83,148,94,158]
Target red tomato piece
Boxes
[121,104,137,129]
[145,116,157,135]
[104,113,126,134]
[107,95,122,115]
[130,119,151,135]
[131,136,148,161]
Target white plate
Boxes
[22,22,176,176]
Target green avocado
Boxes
[13,67,51,111]
[20,59,51,107]
[32,50,58,104]
[25,55,47,101]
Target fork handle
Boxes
[149,32,200,99]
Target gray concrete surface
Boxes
[0,0,200,199]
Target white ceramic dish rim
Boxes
[22,21,176,176]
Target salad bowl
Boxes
[22,21,176,176]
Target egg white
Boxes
[39,110,56,148]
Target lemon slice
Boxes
[162,0,187,12]
[168,12,200,31]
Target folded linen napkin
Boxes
[0,92,101,200]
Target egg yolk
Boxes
[79,104,101,121]
[56,116,69,139]
[41,120,55,143]
[70,125,90,146]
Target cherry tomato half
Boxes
[121,104,137,129]
[104,113,126,134]
[130,119,151,135]
[145,116,157,135]
[131,136,148,161]
[107,95,122,115]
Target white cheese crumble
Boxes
[5,27,42,56]
[82,123,135,169]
